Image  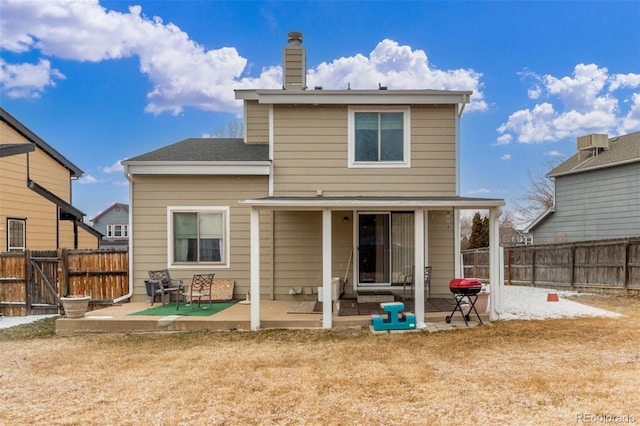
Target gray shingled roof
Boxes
[126,138,269,162]
[548,131,640,177]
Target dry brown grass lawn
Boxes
[1,294,639,425]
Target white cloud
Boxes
[468,188,490,194]
[609,73,640,92]
[528,86,542,99]
[307,39,487,112]
[621,93,640,132]
[0,1,486,115]
[102,160,124,174]
[0,58,65,98]
[78,175,98,184]
[494,134,512,146]
[499,64,640,143]
[501,154,511,160]
[546,150,563,157]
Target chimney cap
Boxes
[287,31,303,46]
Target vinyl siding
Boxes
[1,122,66,250]
[427,210,455,297]
[129,174,271,301]
[271,104,457,196]
[271,209,454,299]
[533,162,640,243]
[245,100,269,144]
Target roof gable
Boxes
[548,131,640,177]
[0,107,84,177]
[91,202,129,222]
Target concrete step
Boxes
[357,291,395,303]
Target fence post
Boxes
[531,247,536,287]
[25,250,32,315]
[59,248,69,297]
[624,239,630,292]
[569,244,576,291]
[507,248,511,285]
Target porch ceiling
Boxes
[241,196,505,211]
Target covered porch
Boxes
[55,298,488,335]
[244,196,505,331]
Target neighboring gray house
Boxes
[90,202,129,249]
[526,131,640,244]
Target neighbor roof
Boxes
[91,202,129,222]
[0,107,84,177]
[548,131,640,178]
[124,138,269,162]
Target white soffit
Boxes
[235,89,472,105]
[124,161,271,175]
[241,197,505,211]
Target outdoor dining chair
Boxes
[403,266,432,301]
[148,269,183,306]
[176,273,215,311]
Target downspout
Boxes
[113,164,134,304]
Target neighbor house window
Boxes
[168,207,229,267]
[8,218,26,251]
[348,107,410,168]
[107,224,128,238]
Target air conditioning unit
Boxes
[577,134,609,151]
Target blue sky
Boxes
[1,0,639,226]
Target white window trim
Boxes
[8,218,26,251]
[107,224,129,239]
[348,106,411,168]
[167,206,230,269]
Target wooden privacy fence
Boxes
[462,237,640,293]
[0,248,128,316]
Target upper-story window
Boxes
[8,218,26,251]
[107,224,128,238]
[348,107,410,168]
[167,206,229,268]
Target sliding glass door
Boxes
[357,212,414,287]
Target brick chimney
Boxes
[283,31,306,90]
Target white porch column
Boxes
[414,209,425,328]
[250,208,261,330]
[489,206,503,321]
[322,209,332,329]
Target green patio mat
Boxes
[130,302,235,317]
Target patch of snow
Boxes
[0,314,59,329]
[499,286,621,321]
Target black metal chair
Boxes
[147,269,182,306]
[176,273,215,311]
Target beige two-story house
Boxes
[123,33,505,329]
[0,108,100,251]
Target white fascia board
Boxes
[235,89,259,100]
[254,90,471,105]
[124,161,271,175]
[241,197,505,211]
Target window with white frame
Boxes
[8,218,26,251]
[348,107,410,168]
[107,224,128,238]
[168,207,229,266]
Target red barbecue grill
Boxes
[446,278,484,326]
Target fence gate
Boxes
[27,250,61,315]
